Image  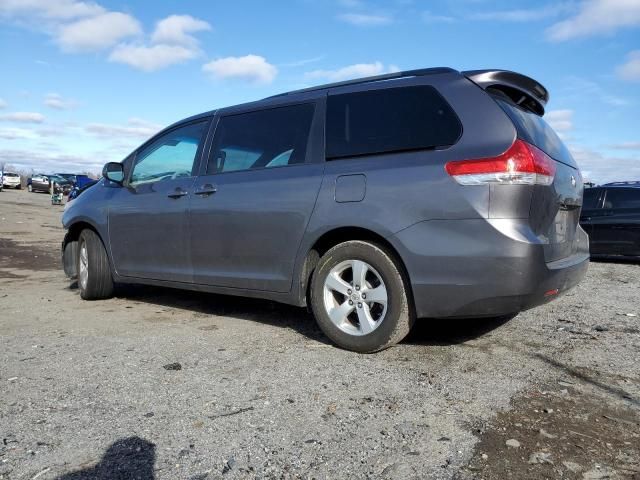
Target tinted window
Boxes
[326,85,461,159]
[604,188,640,209]
[582,188,602,210]
[207,104,315,174]
[131,121,208,186]
[494,96,576,168]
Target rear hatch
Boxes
[494,95,584,262]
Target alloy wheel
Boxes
[322,259,388,336]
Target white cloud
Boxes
[616,50,640,82]
[558,76,628,107]
[337,13,393,26]
[109,44,198,72]
[306,62,400,82]
[56,11,141,52]
[150,14,210,47]
[0,1,209,72]
[569,145,640,184]
[0,98,7,109]
[0,0,105,21]
[0,112,45,123]
[44,93,76,110]
[609,141,640,150]
[546,0,640,42]
[545,109,574,133]
[203,55,278,84]
[471,4,571,22]
[422,11,455,23]
[85,117,162,139]
[0,127,37,140]
[109,14,210,71]
[281,55,325,68]
[0,148,104,173]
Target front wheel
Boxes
[310,241,414,353]
[78,229,114,300]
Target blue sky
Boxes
[0,0,639,183]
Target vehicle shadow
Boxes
[589,256,640,265]
[114,284,328,344]
[56,436,155,479]
[112,285,513,348]
[404,314,516,346]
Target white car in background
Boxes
[2,172,22,189]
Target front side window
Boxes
[207,104,315,174]
[130,120,208,186]
[326,85,462,159]
[582,188,602,210]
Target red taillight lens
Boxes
[445,139,556,186]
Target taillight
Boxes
[445,139,556,186]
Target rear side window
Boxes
[582,188,602,210]
[494,96,576,168]
[207,103,315,174]
[604,188,640,209]
[326,85,462,159]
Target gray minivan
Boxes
[62,67,589,352]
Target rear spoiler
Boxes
[462,69,549,116]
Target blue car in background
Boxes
[56,173,94,188]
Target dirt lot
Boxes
[1,188,639,480]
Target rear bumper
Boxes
[390,219,589,318]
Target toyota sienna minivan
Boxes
[62,67,589,352]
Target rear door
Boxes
[190,101,324,292]
[591,188,640,256]
[494,97,585,262]
[108,118,210,282]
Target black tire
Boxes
[78,229,114,300]
[310,240,414,353]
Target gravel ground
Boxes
[1,188,639,480]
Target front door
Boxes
[190,102,324,292]
[108,119,210,282]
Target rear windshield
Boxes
[493,96,577,168]
[326,85,462,159]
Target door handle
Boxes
[167,188,188,199]
[195,184,217,196]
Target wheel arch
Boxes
[62,220,109,278]
[296,226,412,308]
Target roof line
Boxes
[265,67,457,99]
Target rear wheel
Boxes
[310,241,414,353]
[78,229,114,300]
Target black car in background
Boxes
[580,183,640,258]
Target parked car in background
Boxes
[2,172,22,189]
[62,67,588,352]
[56,173,94,189]
[0,171,3,192]
[580,183,640,258]
[29,174,72,194]
[67,179,99,203]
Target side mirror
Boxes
[103,162,124,184]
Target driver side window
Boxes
[130,120,208,186]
